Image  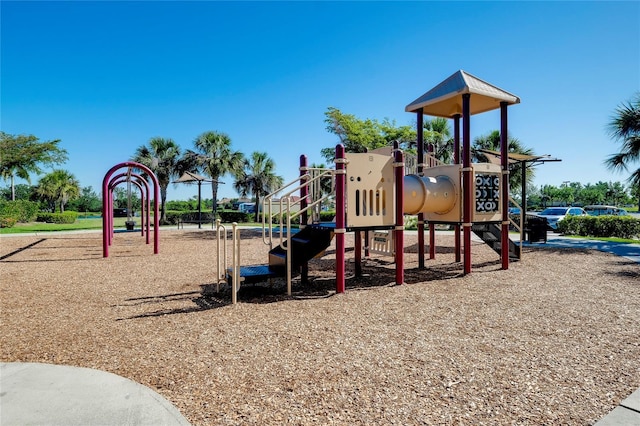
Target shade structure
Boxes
[174,171,211,183]
[173,172,216,229]
[405,70,520,117]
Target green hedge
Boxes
[558,215,640,239]
[219,211,253,223]
[36,211,78,224]
[0,200,40,226]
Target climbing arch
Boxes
[102,161,160,257]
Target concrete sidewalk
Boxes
[0,362,191,425]
[523,233,640,264]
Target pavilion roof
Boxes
[405,70,520,118]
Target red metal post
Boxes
[500,102,510,270]
[335,145,346,293]
[394,149,404,285]
[453,114,461,263]
[462,94,472,274]
[416,111,425,269]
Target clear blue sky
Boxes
[2,1,639,202]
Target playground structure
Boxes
[216,70,525,303]
[102,161,161,258]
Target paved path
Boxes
[523,233,640,264]
[0,362,191,425]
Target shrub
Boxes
[319,210,336,222]
[36,211,78,224]
[404,216,418,230]
[0,200,39,223]
[0,216,17,228]
[218,211,252,223]
[559,215,640,239]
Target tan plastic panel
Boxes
[345,152,396,228]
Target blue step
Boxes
[226,264,285,285]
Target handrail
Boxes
[425,153,447,167]
[216,219,241,304]
[231,222,240,305]
[508,197,524,251]
[261,167,335,295]
[215,219,227,293]
[262,169,334,249]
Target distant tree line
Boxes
[2,93,639,224]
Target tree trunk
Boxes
[10,175,15,201]
[212,182,219,217]
[253,194,259,223]
[160,186,167,224]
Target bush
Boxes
[0,216,17,228]
[0,200,39,223]
[36,211,78,224]
[219,211,252,223]
[319,210,336,222]
[559,215,640,239]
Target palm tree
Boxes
[189,131,245,215]
[472,130,534,194]
[233,152,284,222]
[35,169,80,212]
[0,132,67,201]
[605,93,640,209]
[423,117,454,164]
[132,137,181,224]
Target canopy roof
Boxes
[477,149,561,165]
[405,70,520,118]
[174,171,213,183]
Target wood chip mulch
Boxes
[1,229,639,425]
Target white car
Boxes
[536,207,587,231]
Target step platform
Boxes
[226,264,285,286]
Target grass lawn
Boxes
[0,217,130,234]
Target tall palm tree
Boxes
[189,131,245,215]
[35,169,80,212]
[605,93,640,209]
[233,152,284,222]
[472,130,534,194]
[132,137,181,224]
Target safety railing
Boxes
[508,197,525,251]
[261,168,335,294]
[216,219,241,304]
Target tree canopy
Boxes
[187,131,245,215]
[132,137,181,223]
[605,93,640,208]
[0,132,68,201]
[233,151,284,222]
[35,169,80,213]
[321,107,415,162]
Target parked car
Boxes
[535,207,587,231]
[238,202,256,214]
[583,205,629,216]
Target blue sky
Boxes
[2,1,639,202]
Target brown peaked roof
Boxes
[405,70,520,117]
[174,171,212,183]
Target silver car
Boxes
[536,207,587,231]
